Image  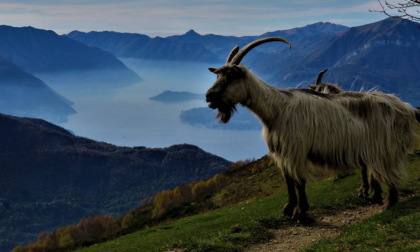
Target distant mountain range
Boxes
[0,57,76,123]
[67,30,221,62]
[0,25,139,76]
[0,113,231,251]
[67,22,348,68]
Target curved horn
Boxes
[226,46,239,64]
[230,37,292,65]
[316,69,328,85]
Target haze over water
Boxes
[42,59,268,162]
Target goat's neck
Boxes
[242,72,287,127]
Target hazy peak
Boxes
[185,29,200,36]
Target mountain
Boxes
[0,57,75,123]
[166,29,246,60]
[67,30,220,62]
[0,25,141,85]
[0,113,231,251]
[275,18,420,106]
[66,30,151,57]
[67,23,348,66]
[244,22,348,76]
[167,23,346,64]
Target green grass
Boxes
[304,197,420,252]
[78,192,282,252]
[78,155,420,252]
[304,156,420,252]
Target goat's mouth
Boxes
[207,100,218,110]
[206,96,221,110]
[206,95,236,123]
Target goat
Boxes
[206,37,420,223]
[308,69,383,203]
[308,69,343,94]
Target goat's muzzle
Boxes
[205,91,219,109]
[205,91,236,124]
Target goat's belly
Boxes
[307,151,360,170]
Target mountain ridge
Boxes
[0,113,231,251]
[67,30,221,62]
[275,18,420,106]
[0,57,76,123]
[0,25,141,88]
[66,22,349,65]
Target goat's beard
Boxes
[207,94,237,123]
[215,103,237,124]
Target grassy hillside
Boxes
[68,154,420,252]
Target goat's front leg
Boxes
[292,179,310,223]
[358,165,370,199]
[282,169,297,218]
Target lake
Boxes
[43,59,269,162]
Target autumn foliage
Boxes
[13,215,119,252]
[152,173,228,218]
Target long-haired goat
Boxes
[206,37,420,223]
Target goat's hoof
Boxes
[382,201,396,211]
[296,216,312,225]
[382,199,398,211]
[283,210,294,218]
[291,209,310,224]
[283,205,295,218]
[371,195,383,205]
[358,189,369,200]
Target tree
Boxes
[372,0,420,22]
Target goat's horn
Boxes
[226,46,239,64]
[316,69,328,85]
[230,37,292,65]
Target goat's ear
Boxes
[308,84,316,89]
[208,67,217,73]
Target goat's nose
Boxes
[205,91,214,102]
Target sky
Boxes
[0,0,392,37]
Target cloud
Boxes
[0,0,387,36]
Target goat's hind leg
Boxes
[292,179,310,224]
[384,184,398,210]
[282,169,297,218]
[370,174,383,204]
[358,165,370,200]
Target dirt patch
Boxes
[246,193,417,252]
[246,204,380,252]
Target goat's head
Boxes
[206,37,291,123]
[308,69,343,94]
